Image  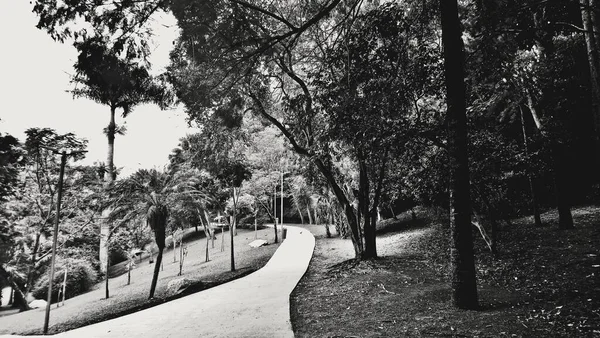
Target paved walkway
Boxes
[4,225,314,338]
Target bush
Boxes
[32,259,98,303]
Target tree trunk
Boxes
[359,159,376,259]
[61,266,67,306]
[552,142,575,229]
[25,232,41,294]
[274,211,279,243]
[440,0,479,310]
[532,11,575,230]
[306,205,313,225]
[314,159,363,257]
[581,0,600,160]
[0,265,29,311]
[221,227,225,252]
[178,241,184,276]
[519,106,543,227]
[206,233,210,262]
[148,248,163,299]
[324,223,332,238]
[173,234,177,263]
[295,198,305,224]
[105,255,110,299]
[106,105,117,183]
[100,106,117,277]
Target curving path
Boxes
[2,225,314,338]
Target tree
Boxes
[0,131,24,202]
[106,167,205,298]
[70,36,172,275]
[0,129,94,311]
[440,0,478,309]
[106,170,168,299]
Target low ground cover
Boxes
[0,227,280,335]
[291,206,600,337]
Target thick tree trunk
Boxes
[148,248,163,299]
[359,160,376,259]
[531,11,575,230]
[0,266,29,311]
[552,142,575,229]
[313,159,363,258]
[581,0,600,159]
[440,0,479,310]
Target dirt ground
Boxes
[0,227,281,335]
[291,206,600,338]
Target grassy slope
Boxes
[0,227,280,335]
[291,206,600,338]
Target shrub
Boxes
[32,258,98,303]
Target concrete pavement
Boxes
[3,225,314,338]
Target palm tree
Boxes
[71,36,172,275]
[106,168,204,299]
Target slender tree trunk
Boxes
[440,0,479,310]
[273,217,279,243]
[106,106,117,183]
[173,233,177,263]
[295,198,305,224]
[306,205,313,225]
[389,206,396,219]
[581,0,600,159]
[127,264,131,286]
[61,266,67,306]
[179,241,184,276]
[100,106,117,277]
[25,232,41,294]
[221,227,224,252]
[206,233,210,262]
[105,255,110,299]
[519,106,543,227]
[148,248,163,299]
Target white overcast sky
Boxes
[0,1,196,177]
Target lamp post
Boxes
[41,147,86,335]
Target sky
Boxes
[0,1,196,177]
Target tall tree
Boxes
[440,0,478,309]
[70,36,172,274]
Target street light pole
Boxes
[43,152,67,335]
[280,171,284,239]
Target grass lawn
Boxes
[291,206,600,338]
[0,226,281,335]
